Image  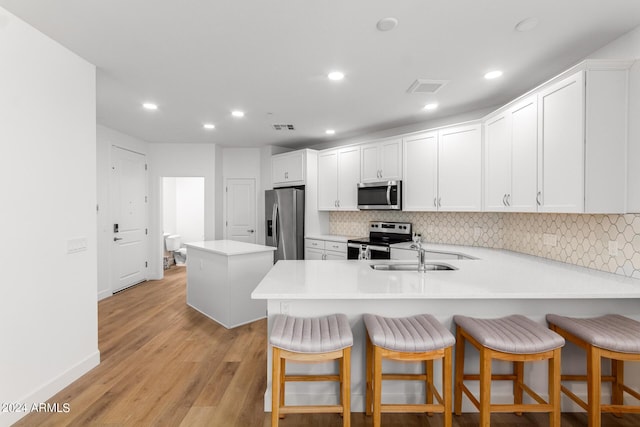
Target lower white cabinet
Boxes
[305,238,347,260]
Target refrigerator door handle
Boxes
[272,203,279,245]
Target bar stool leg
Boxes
[373,346,383,427]
[279,358,286,418]
[272,347,282,427]
[366,334,373,416]
[443,346,453,427]
[587,346,602,427]
[549,348,561,427]
[514,361,524,415]
[479,346,492,427]
[342,347,351,427]
[612,359,624,408]
[426,359,434,406]
[454,327,465,415]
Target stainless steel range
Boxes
[347,221,412,260]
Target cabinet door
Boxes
[509,96,538,212]
[283,151,304,182]
[538,71,584,213]
[337,146,360,210]
[403,132,438,211]
[379,138,402,180]
[484,113,511,211]
[305,247,325,260]
[272,151,304,186]
[360,143,380,182]
[318,150,338,210]
[272,155,289,185]
[438,124,482,211]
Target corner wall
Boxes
[0,7,99,425]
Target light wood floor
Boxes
[13,267,640,426]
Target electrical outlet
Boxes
[473,227,482,240]
[543,233,557,247]
[608,240,618,257]
[280,301,290,315]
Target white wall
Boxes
[96,125,149,300]
[0,7,99,426]
[162,177,177,234]
[174,177,205,243]
[148,143,216,279]
[589,25,640,212]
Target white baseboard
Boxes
[1,350,100,426]
[97,289,112,301]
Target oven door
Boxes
[347,243,391,260]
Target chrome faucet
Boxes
[359,244,371,260]
[410,233,427,272]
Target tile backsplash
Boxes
[329,211,640,279]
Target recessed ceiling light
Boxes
[142,102,158,110]
[328,71,345,81]
[423,103,439,111]
[203,123,215,130]
[376,17,398,32]
[484,70,503,80]
[231,110,245,118]
[325,129,336,135]
[515,17,539,32]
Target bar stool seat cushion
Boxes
[364,313,455,352]
[454,314,564,354]
[546,314,640,354]
[270,313,353,353]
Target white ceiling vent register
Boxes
[272,124,295,131]
[406,79,449,94]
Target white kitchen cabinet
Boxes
[536,63,629,213]
[403,123,481,212]
[318,146,360,210]
[403,131,438,211]
[484,95,538,212]
[272,150,304,187]
[304,238,347,260]
[360,137,402,182]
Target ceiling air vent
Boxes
[406,79,449,94]
[272,124,295,131]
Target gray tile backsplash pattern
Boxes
[329,211,640,279]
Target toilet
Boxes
[165,234,187,266]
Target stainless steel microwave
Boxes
[357,181,402,210]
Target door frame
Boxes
[223,177,257,242]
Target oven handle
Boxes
[386,185,391,205]
[347,243,390,252]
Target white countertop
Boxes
[305,234,356,242]
[252,244,640,300]
[185,240,276,256]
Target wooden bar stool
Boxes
[364,313,455,427]
[270,313,353,427]
[453,314,565,427]
[547,314,640,427]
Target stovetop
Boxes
[347,221,413,246]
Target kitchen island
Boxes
[251,244,640,412]
[185,240,275,328]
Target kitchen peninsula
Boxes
[185,240,275,328]
[251,244,640,413]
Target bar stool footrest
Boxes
[279,405,344,414]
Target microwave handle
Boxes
[386,185,391,205]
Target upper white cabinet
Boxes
[403,123,482,211]
[272,151,304,187]
[318,146,361,211]
[403,131,438,211]
[484,95,538,212]
[537,64,629,213]
[360,138,402,182]
[437,123,482,211]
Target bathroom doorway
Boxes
[162,177,205,269]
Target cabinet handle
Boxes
[322,253,326,260]
[337,200,340,208]
[438,197,442,207]
[506,194,511,206]
[433,197,437,208]
[536,191,541,206]
[503,194,507,206]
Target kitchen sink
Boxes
[369,262,457,271]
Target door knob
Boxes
[114,237,123,241]
[247,229,255,233]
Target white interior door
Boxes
[225,178,256,243]
[111,146,147,292]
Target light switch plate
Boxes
[67,237,88,254]
[608,240,618,257]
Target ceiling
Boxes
[1,1,639,148]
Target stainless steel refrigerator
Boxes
[265,188,304,262]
